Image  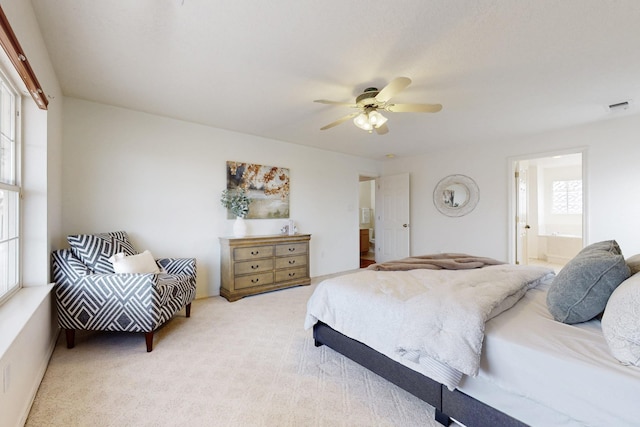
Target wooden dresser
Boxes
[219,234,311,301]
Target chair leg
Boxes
[145,331,154,352]
[186,302,191,318]
[65,329,76,349]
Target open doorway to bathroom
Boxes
[511,151,585,273]
[359,176,376,268]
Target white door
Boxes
[375,173,410,262]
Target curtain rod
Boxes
[0,5,48,110]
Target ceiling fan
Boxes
[314,77,442,135]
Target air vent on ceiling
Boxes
[608,101,631,111]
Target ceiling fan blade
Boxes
[320,112,359,130]
[314,99,357,107]
[375,123,389,135]
[385,103,443,113]
[375,77,412,103]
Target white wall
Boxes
[61,98,382,297]
[0,0,63,426]
[382,114,640,261]
[382,144,509,259]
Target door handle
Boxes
[403,224,409,228]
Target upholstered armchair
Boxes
[51,231,196,352]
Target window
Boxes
[552,179,582,214]
[0,67,19,303]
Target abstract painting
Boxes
[226,161,290,219]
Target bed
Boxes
[305,247,640,426]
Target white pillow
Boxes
[109,250,160,274]
[601,273,640,366]
[626,254,640,275]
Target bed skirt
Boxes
[313,321,526,427]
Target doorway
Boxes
[511,151,585,272]
[358,176,376,268]
[358,173,411,267]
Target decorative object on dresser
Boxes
[51,231,197,352]
[220,187,252,237]
[280,219,297,235]
[220,187,251,218]
[220,234,311,301]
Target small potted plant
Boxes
[221,188,252,237]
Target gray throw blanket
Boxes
[366,253,505,271]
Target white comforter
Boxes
[305,264,554,389]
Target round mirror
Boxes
[433,175,479,217]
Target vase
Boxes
[233,216,247,237]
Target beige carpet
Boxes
[26,275,442,427]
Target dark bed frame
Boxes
[313,321,527,427]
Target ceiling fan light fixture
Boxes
[368,110,388,128]
[317,77,442,133]
[354,113,373,131]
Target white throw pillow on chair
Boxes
[109,250,160,274]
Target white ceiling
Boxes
[30,0,640,160]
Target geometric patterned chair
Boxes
[51,231,197,352]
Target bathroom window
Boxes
[552,180,582,214]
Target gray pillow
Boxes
[546,240,630,324]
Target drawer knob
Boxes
[251,278,260,283]
[288,247,295,252]
[288,272,296,277]
[251,264,260,269]
[289,260,296,265]
[251,250,259,255]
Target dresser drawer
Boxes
[235,258,274,275]
[275,267,307,283]
[275,243,308,256]
[234,245,274,261]
[235,272,274,290]
[275,254,307,270]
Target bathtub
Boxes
[537,234,582,264]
